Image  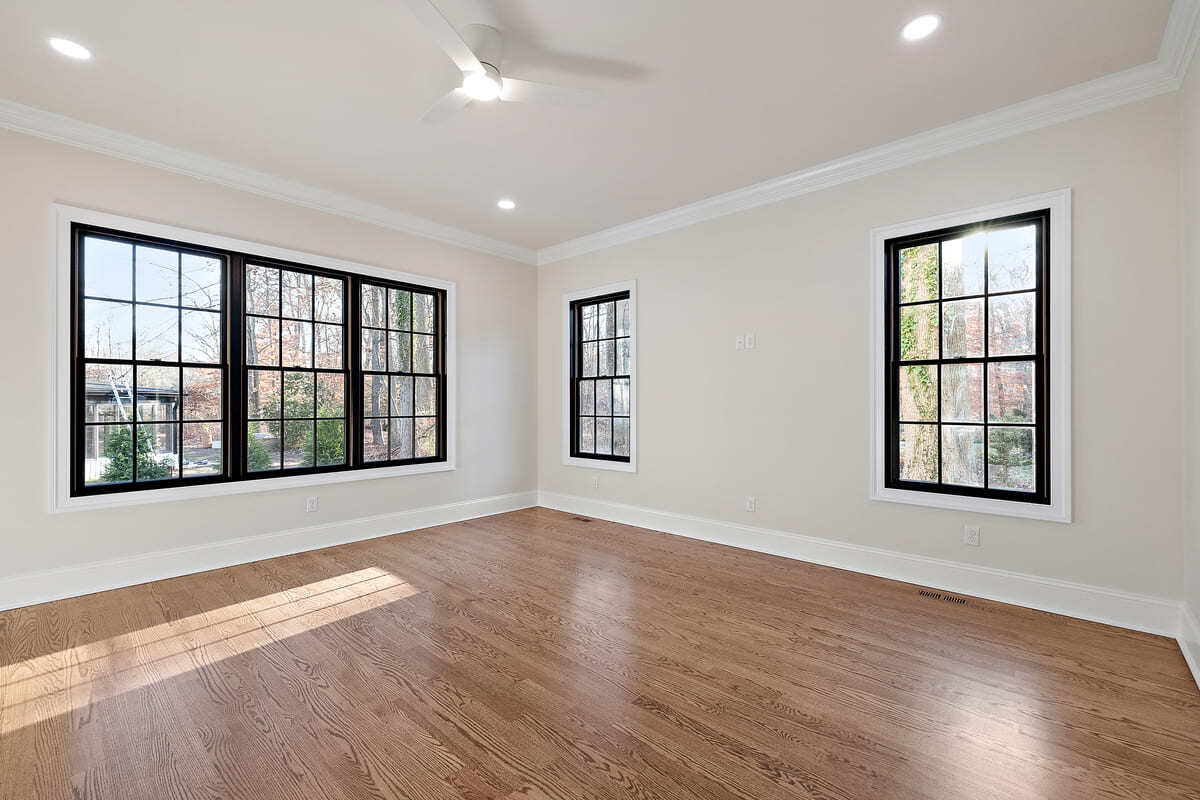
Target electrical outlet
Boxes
[745,333,756,349]
[963,524,981,547]
[591,474,600,490]
[305,496,319,513]
[735,335,745,351]
[745,495,757,512]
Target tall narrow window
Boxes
[884,209,1049,504]
[569,289,633,465]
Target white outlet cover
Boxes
[745,334,756,349]
[735,335,745,351]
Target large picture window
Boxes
[567,287,634,467]
[884,209,1049,504]
[68,218,450,502]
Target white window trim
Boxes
[867,189,1072,523]
[561,281,637,472]
[51,204,457,513]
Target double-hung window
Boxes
[62,208,452,506]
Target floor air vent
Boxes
[918,589,968,605]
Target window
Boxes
[563,283,636,471]
[63,210,453,506]
[870,190,1070,522]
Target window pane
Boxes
[988,225,1036,293]
[84,424,132,485]
[581,342,598,377]
[988,292,1035,356]
[362,418,388,462]
[315,323,343,369]
[898,365,936,422]
[247,369,280,419]
[613,378,630,415]
[413,334,435,373]
[941,299,984,358]
[135,246,179,304]
[613,417,630,457]
[283,371,314,418]
[616,299,631,337]
[363,374,389,418]
[899,243,938,303]
[283,421,314,468]
[247,421,281,471]
[941,425,984,487]
[415,377,437,416]
[84,363,133,422]
[988,361,1035,423]
[136,365,180,421]
[941,362,983,423]
[616,338,630,375]
[390,418,414,460]
[388,288,412,330]
[281,270,313,319]
[599,302,616,338]
[598,340,615,377]
[135,423,179,481]
[390,376,413,416]
[579,380,594,415]
[246,316,280,366]
[413,293,435,334]
[182,422,221,477]
[595,417,612,455]
[415,417,437,458]
[84,237,132,300]
[898,424,938,483]
[941,234,984,298]
[315,420,345,466]
[578,417,595,453]
[595,379,612,415]
[316,373,345,418]
[314,276,344,323]
[581,304,598,341]
[988,426,1035,491]
[183,367,222,420]
[181,254,222,309]
[361,284,385,327]
[181,309,221,363]
[361,328,386,370]
[389,331,411,372]
[281,320,313,368]
[135,304,178,362]
[84,300,133,359]
[899,304,938,361]
[245,264,279,316]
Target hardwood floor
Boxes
[2,507,1198,799]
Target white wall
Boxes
[1181,53,1200,658]
[0,129,537,582]
[538,94,1183,600]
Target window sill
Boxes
[54,462,456,513]
[563,455,637,473]
[871,486,1071,523]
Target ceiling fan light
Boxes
[462,71,502,101]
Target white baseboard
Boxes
[0,490,537,611]
[1181,603,1200,690]
[537,491,1182,638]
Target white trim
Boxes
[536,0,1200,265]
[536,491,1181,637]
[867,189,1072,523]
[560,281,638,472]
[0,99,536,265]
[1180,603,1200,690]
[0,491,536,611]
[52,204,458,512]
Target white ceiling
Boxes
[0,1,1174,251]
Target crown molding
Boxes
[538,0,1200,265]
[0,98,538,265]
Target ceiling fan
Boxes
[401,0,594,123]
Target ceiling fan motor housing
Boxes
[461,23,503,74]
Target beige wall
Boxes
[1183,58,1200,617]
[538,94,1183,598]
[0,129,537,578]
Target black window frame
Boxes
[883,208,1050,505]
[70,223,447,498]
[568,290,632,463]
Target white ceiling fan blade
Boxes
[420,88,472,124]
[399,0,483,74]
[500,77,596,107]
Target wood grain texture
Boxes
[1,507,1197,799]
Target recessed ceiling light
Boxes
[48,37,92,60]
[901,14,940,41]
[497,198,516,211]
